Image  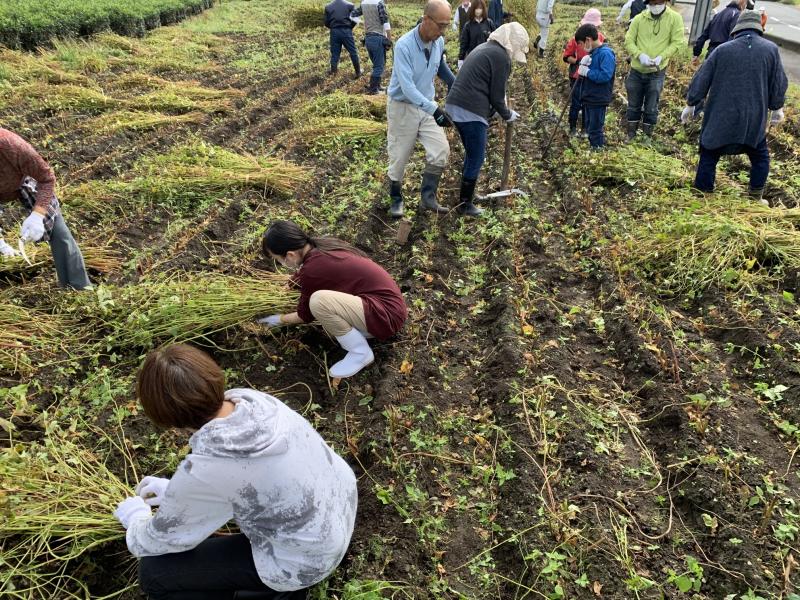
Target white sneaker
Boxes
[329,328,374,378]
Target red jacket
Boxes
[0,128,55,210]
[562,33,605,79]
[292,248,407,340]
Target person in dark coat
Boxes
[446,23,528,217]
[683,10,788,202]
[692,0,746,64]
[458,0,495,67]
[324,0,361,77]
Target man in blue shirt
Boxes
[386,0,455,218]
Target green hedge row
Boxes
[0,0,214,50]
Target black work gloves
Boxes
[433,107,453,127]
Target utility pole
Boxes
[689,0,713,43]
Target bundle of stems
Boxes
[141,141,309,197]
[63,142,308,217]
[630,207,800,295]
[0,241,121,275]
[299,91,387,121]
[87,110,209,134]
[0,436,137,598]
[0,302,68,374]
[291,4,326,29]
[584,144,690,189]
[73,272,298,348]
[286,117,386,146]
[11,83,126,113]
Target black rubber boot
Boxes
[329,66,337,76]
[457,178,483,217]
[569,124,578,136]
[748,187,768,205]
[367,75,381,94]
[626,121,639,141]
[420,168,448,214]
[389,180,404,217]
[353,63,362,79]
[641,122,654,137]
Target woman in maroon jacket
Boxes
[259,220,407,379]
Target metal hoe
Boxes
[478,120,528,201]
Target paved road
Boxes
[760,1,800,48]
[676,1,800,80]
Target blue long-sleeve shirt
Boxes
[387,26,445,114]
[692,2,741,57]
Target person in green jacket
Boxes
[623,0,684,140]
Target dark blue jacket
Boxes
[325,0,356,29]
[578,43,616,106]
[630,0,647,20]
[687,31,788,149]
[693,2,741,57]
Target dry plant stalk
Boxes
[0,435,137,598]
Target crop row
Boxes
[0,0,214,50]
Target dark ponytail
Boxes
[262,220,367,260]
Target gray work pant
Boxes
[48,214,91,290]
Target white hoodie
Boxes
[125,388,358,592]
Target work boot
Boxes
[353,65,362,79]
[538,47,545,58]
[389,180,404,217]
[748,187,769,206]
[457,178,483,217]
[641,122,655,137]
[367,75,382,95]
[329,66,338,76]
[625,120,639,142]
[420,168,449,214]
[329,328,374,378]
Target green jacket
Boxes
[625,7,685,73]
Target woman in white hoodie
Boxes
[113,344,358,599]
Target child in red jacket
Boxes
[562,8,605,136]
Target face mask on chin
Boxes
[649,3,666,15]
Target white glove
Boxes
[579,55,592,66]
[114,496,151,529]
[578,65,590,77]
[653,55,663,67]
[257,314,283,327]
[639,53,652,66]
[135,476,170,507]
[771,108,785,124]
[0,239,20,258]
[506,110,520,122]
[457,60,464,69]
[680,105,696,124]
[616,16,623,24]
[20,212,45,243]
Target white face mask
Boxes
[475,8,484,17]
[649,4,666,15]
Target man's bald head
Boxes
[420,0,451,41]
[424,0,451,18]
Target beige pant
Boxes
[308,290,368,338]
[387,99,450,182]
